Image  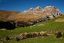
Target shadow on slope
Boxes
[0,21,16,30]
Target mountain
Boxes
[22,6,61,16]
[34,6,42,10]
[0,6,62,22]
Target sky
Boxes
[0,0,64,13]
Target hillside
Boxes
[0,6,63,43]
[0,10,19,21]
[0,15,64,43]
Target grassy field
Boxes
[0,15,64,43]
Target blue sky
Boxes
[0,0,64,13]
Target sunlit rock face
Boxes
[22,8,34,14]
[43,6,61,17]
[22,6,61,16]
[33,6,43,15]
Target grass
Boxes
[0,15,64,43]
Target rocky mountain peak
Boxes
[34,6,42,10]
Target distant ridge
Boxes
[22,6,61,15]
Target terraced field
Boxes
[0,15,64,43]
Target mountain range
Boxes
[0,6,62,22]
